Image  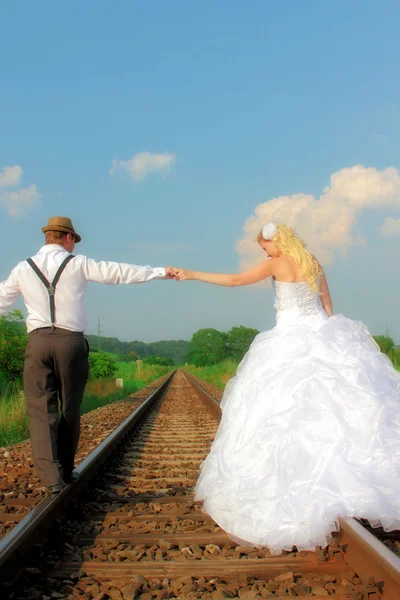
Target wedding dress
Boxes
[194,279,400,554]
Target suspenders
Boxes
[26,255,75,328]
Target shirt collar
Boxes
[38,244,70,254]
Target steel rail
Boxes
[183,370,221,419]
[0,371,175,584]
[338,516,400,598]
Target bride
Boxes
[175,222,400,554]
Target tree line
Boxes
[85,335,189,364]
[1,310,400,385]
[186,326,260,366]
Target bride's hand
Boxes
[176,268,194,281]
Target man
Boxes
[0,216,176,493]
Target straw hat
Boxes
[42,216,81,243]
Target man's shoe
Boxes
[63,472,78,484]
[48,482,66,494]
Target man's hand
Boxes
[165,266,179,280]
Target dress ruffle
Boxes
[194,314,400,554]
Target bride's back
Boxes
[273,255,308,283]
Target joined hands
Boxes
[165,266,192,281]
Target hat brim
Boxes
[42,225,81,243]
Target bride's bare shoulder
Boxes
[275,255,300,278]
[278,255,299,269]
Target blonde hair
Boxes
[258,224,321,291]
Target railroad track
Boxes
[1,369,400,599]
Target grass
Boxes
[0,381,29,447]
[187,359,400,388]
[0,362,174,448]
[185,360,238,390]
[115,360,173,384]
[81,379,141,414]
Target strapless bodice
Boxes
[272,280,327,325]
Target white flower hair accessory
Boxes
[261,222,278,240]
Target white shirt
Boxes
[0,245,166,333]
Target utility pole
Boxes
[97,318,103,351]
[385,324,391,338]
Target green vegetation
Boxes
[86,335,188,364]
[144,355,175,366]
[89,351,175,376]
[0,380,29,447]
[0,310,28,385]
[186,360,239,390]
[373,335,400,368]
[186,326,259,366]
[114,359,172,383]
[80,380,141,414]
[88,351,118,380]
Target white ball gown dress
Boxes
[194,280,400,554]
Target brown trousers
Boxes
[23,327,89,487]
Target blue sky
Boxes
[1,1,400,343]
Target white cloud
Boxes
[236,165,400,270]
[0,165,23,188]
[110,151,176,182]
[378,217,400,237]
[0,165,42,218]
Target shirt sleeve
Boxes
[0,267,21,314]
[81,257,166,284]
